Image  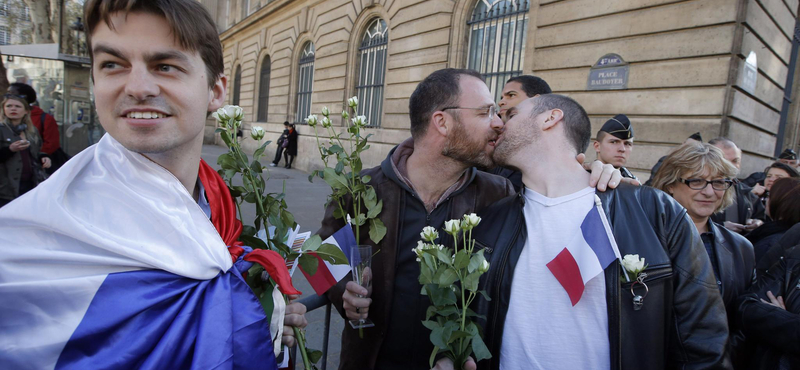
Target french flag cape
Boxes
[546,194,623,306]
[0,135,290,370]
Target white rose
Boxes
[621,254,646,274]
[342,110,349,120]
[478,259,490,273]
[444,219,461,235]
[222,105,240,121]
[250,126,265,141]
[305,114,319,127]
[321,106,330,116]
[461,213,481,230]
[320,116,332,128]
[215,107,230,121]
[347,96,359,109]
[420,226,439,242]
[232,106,244,121]
[351,115,367,127]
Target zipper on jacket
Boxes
[620,265,673,289]
[488,199,524,349]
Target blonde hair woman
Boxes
[650,142,755,368]
[0,94,51,207]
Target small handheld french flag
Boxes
[300,225,356,296]
[546,194,623,306]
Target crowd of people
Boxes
[1,0,799,369]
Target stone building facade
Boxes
[201,0,800,180]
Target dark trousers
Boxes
[272,147,285,165]
[284,153,294,168]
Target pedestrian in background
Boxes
[0,94,51,207]
[271,121,290,167]
[9,83,68,174]
[283,123,298,169]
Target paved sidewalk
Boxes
[201,144,344,370]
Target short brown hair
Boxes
[84,0,223,89]
[408,68,483,139]
[768,177,800,225]
[650,142,737,213]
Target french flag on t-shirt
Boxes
[546,195,623,306]
[300,225,356,296]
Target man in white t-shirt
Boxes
[464,94,731,370]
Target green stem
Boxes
[286,295,313,370]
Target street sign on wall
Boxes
[587,53,629,90]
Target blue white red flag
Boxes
[546,194,623,306]
[0,135,278,370]
[299,224,356,296]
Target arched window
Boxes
[466,0,530,101]
[257,56,271,122]
[355,18,388,127]
[232,65,242,106]
[295,42,315,123]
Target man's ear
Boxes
[593,140,601,152]
[541,109,563,131]
[208,74,228,112]
[431,110,449,137]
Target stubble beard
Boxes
[441,120,494,168]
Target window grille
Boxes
[354,18,388,127]
[0,26,9,45]
[295,42,315,123]
[257,56,271,122]
[232,65,242,106]
[467,0,529,101]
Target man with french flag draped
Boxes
[471,94,731,370]
[0,0,305,368]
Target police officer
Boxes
[593,114,637,179]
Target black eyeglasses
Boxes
[442,105,498,118]
[680,178,734,191]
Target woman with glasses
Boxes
[650,142,755,368]
[0,94,51,207]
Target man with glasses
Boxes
[313,68,623,370]
[453,95,729,370]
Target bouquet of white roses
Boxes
[416,214,492,368]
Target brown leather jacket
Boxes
[315,142,514,370]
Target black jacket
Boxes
[473,184,731,370]
[711,182,763,226]
[736,245,800,370]
[747,221,791,265]
[706,221,755,368]
[316,142,514,370]
[285,129,298,156]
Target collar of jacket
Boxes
[380,139,478,199]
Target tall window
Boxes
[232,65,242,106]
[0,26,9,45]
[355,18,388,127]
[257,56,271,122]
[295,42,315,123]
[467,0,529,101]
[241,0,250,20]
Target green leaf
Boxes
[220,131,232,146]
[366,199,383,219]
[361,175,371,183]
[242,225,257,237]
[315,243,349,265]
[257,287,275,319]
[420,263,434,284]
[436,249,452,265]
[430,326,448,349]
[429,346,440,369]
[463,271,480,292]
[250,160,263,173]
[322,167,349,190]
[335,161,344,175]
[353,213,366,227]
[478,289,492,302]
[436,306,461,318]
[217,152,237,170]
[299,253,320,276]
[421,319,440,331]
[240,235,269,250]
[329,144,343,153]
[469,323,492,361]
[448,330,471,344]
[369,218,387,244]
[301,234,322,251]
[254,141,270,159]
[468,251,486,274]
[438,268,458,287]
[280,209,296,229]
[454,250,470,270]
[307,348,323,364]
[243,192,257,204]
